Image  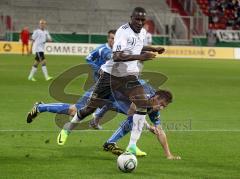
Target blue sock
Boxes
[107,116,133,143]
[37,103,70,114]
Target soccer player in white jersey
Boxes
[57,7,165,156]
[28,19,53,81]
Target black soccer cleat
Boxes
[27,102,43,123]
[103,142,124,156]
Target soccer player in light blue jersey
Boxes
[100,84,181,159]
[86,30,115,82]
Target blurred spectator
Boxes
[19,26,30,55]
[207,29,217,46]
[207,0,240,30]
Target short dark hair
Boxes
[132,7,147,16]
[108,29,116,35]
[155,89,173,103]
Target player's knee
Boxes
[33,63,39,68]
[41,61,46,66]
[78,107,95,120]
[68,105,77,116]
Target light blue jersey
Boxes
[86,43,112,82]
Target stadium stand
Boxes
[197,0,240,30]
[0,0,175,34]
[0,0,213,45]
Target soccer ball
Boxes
[117,152,137,173]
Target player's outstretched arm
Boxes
[148,125,181,160]
[113,51,156,62]
[142,46,165,54]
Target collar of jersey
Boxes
[105,43,111,50]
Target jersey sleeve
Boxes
[148,111,161,126]
[101,49,112,62]
[86,48,100,71]
[31,30,38,40]
[112,28,128,52]
[46,31,52,41]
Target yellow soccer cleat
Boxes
[28,77,37,82]
[126,144,147,157]
[135,146,147,156]
[46,76,53,81]
[57,129,69,145]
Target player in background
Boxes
[19,26,30,55]
[27,30,116,126]
[57,7,165,156]
[86,30,116,82]
[27,19,53,82]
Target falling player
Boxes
[57,7,165,155]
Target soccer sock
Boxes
[127,113,146,148]
[28,66,37,79]
[94,106,109,118]
[63,113,80,132]
[107,117,133,143]
[41,65,49,79]
[37,103,70,114]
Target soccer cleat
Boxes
[46,76,53,81]
[126,144,147,157]
[28,77,37,82]
[103,142,124,156]
[27,102,43,123]
[57,129,69,145]
[89,119,103,130]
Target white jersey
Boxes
[101,23,147,77]
[32,29,51,52]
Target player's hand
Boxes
[140,52,156,61]
[166,154,181,160]
[154,47,165,54]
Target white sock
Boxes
[42,65,49,79]
[71,113,80,123]
[63,113,80,131]
[128,114,146,148]
[28,66,37,79]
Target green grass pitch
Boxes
[0,54,240,178]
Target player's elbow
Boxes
[68,105,77,116]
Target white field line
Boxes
[1,129,240,132]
